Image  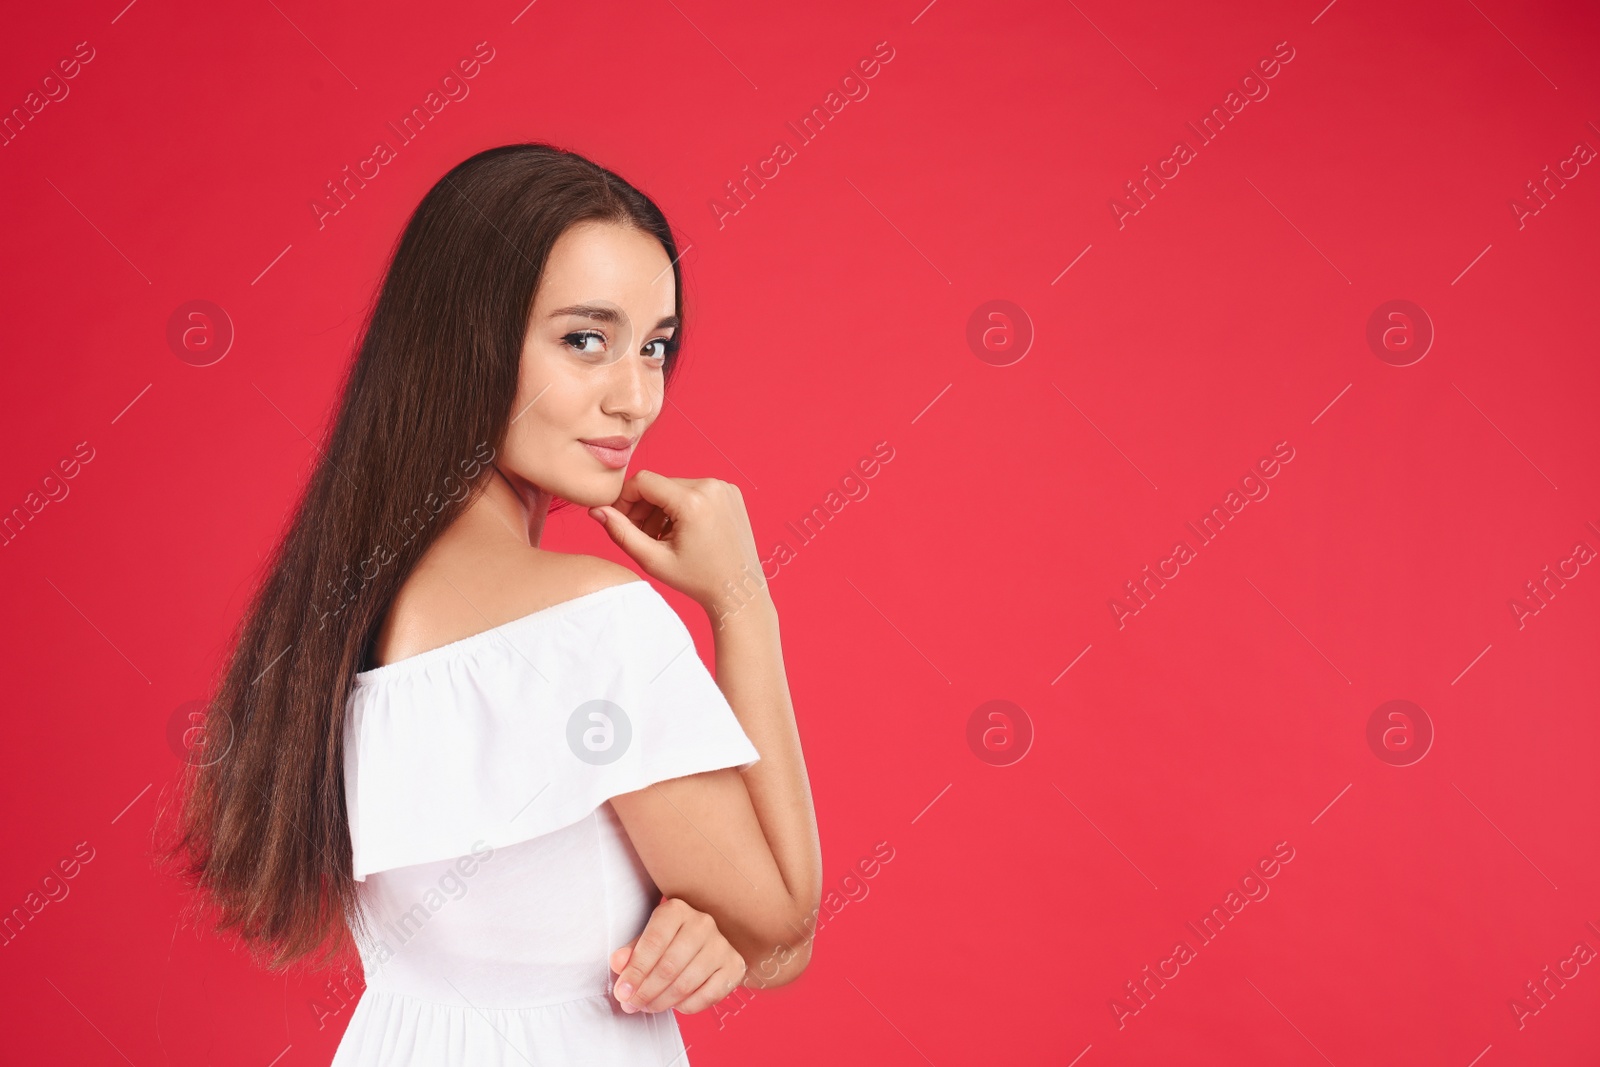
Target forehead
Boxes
[535,220,676,314]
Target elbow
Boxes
[741,929,814,990]
[723,883,821,989]
[740,897,819,988]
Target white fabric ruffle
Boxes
[332,579,761,1065]
[343,579,760,881]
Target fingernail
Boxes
[622,1001,638,1013]
[615,981,633,1000]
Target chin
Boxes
[557,472,627,507]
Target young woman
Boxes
[160,143,822,1065]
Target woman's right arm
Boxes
[608,585,820,986]
[592,473,823,995]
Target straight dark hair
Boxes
[156,142,687,971]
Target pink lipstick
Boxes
[579,435,636,470]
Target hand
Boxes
[609,896,748,1016]
[588,471,767,614]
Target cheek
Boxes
[511,349,587,420]
[512,343,559,399]
[502,376,589,461]
[498,421,571,489]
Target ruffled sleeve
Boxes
[343,581,760,881]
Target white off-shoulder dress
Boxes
[330,579,760,1066]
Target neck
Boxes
[475,464,552,547]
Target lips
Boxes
[579,436,637,470]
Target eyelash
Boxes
[562,330,677,362]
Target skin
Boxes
[372,219,820,1017]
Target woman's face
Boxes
[499,219,678,509]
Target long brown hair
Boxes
[156,143,686,971]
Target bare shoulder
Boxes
[370,541,641,668]
[523,550,644,605]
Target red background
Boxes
[3,0,1598,1063]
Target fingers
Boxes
[613,478,661,528]
[588,504,667,569]
[590,471,708,568]
[636,940,720,1017]
[592,470,680,550]
[632,916,718,1013]
[612,898,749,1017]
[592,472,751,608]
[669,959,748,1015]
[618,496,659,528]
[616,469,692,519]
[611,490,669,539]
[641,506,674,540]
[612,897,693,1012]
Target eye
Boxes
[562,330,608,357]
[643,336,677,363]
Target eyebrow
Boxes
[549,304,678,331]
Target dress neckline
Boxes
[352,579,647,687]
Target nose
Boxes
[599,350,658,422]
